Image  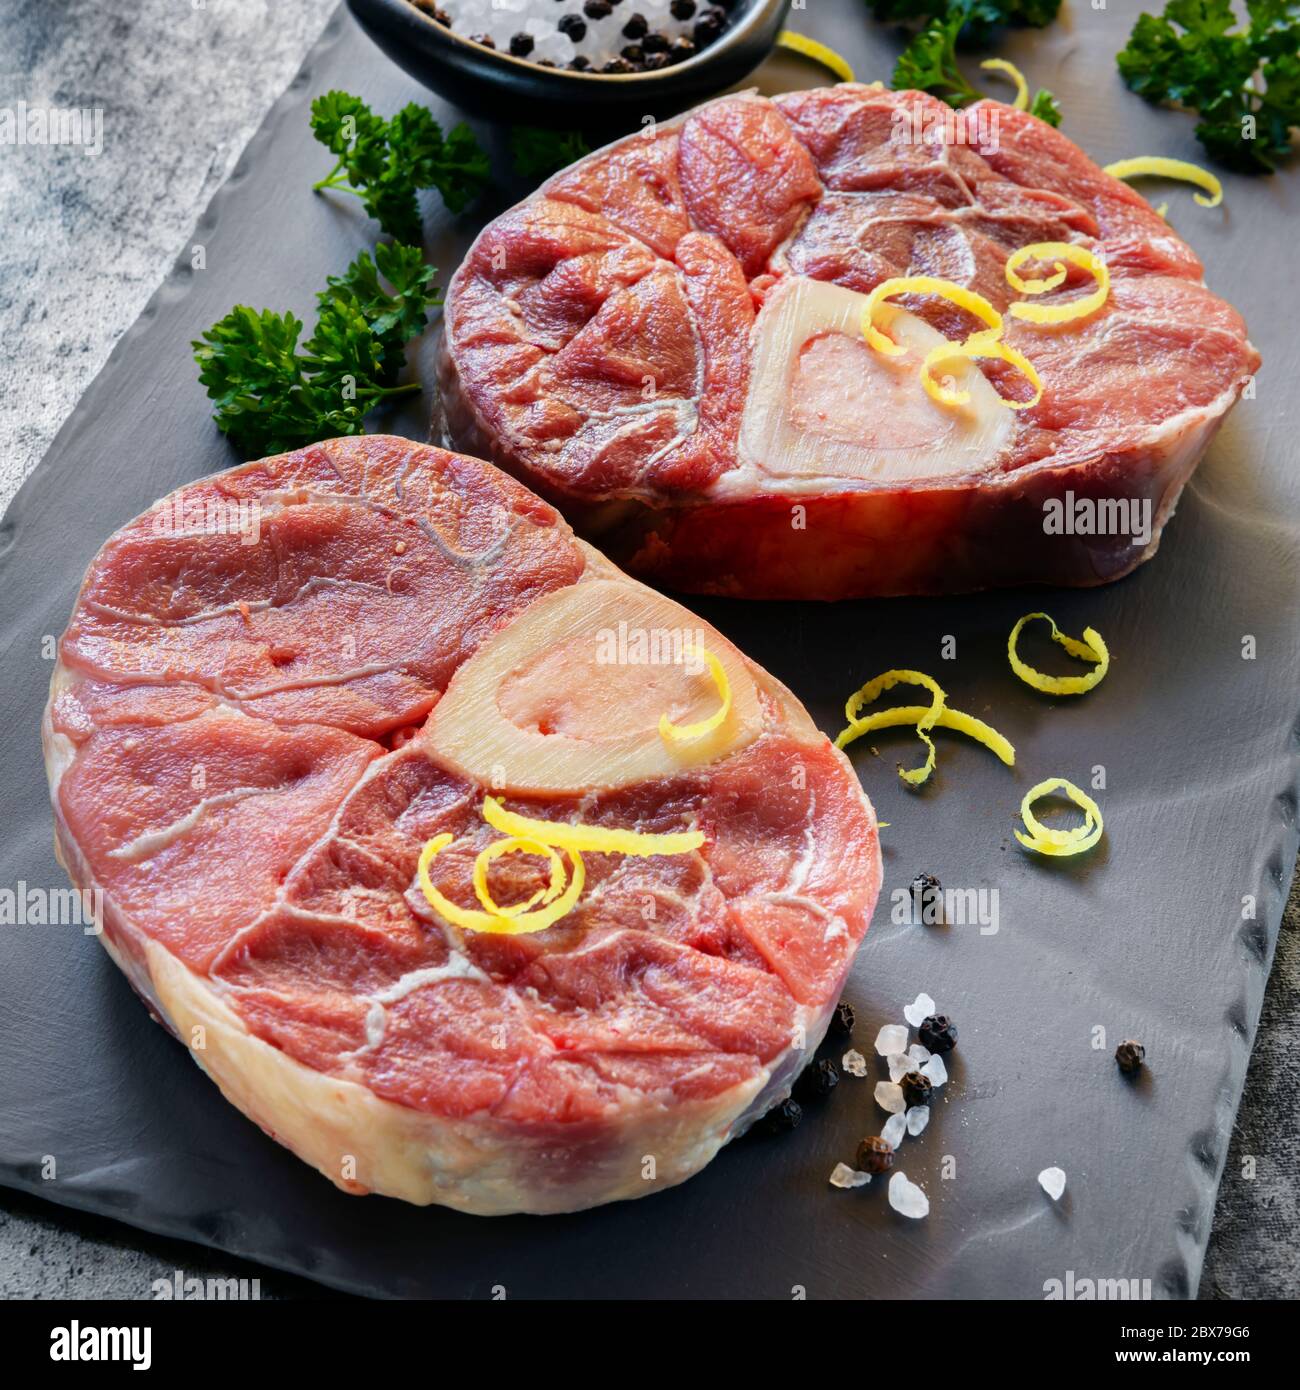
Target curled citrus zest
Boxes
[1005,243,1073,296]
[836,703,1015,767]
[1005,242,1110,326]
[776,30,855,83]
[836,670,947,785]
[658,647,732,746]
[921,337,1043,411]
[419,795,704,935]
[1015,778,1104,857]
[1103,156,1223,209]
[417,833,587,936]
[862,276,1003,358]
[482,795,704,858]
[1008,612,1110,695]
[979,57,1029,110]
[472,835,565,917]
[1006,257,1066,295]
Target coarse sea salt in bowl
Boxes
[347,0,793,125]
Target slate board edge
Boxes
[2,3,1299,1299]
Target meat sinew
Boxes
[439,86,1260,600]
[43,436,880,1214]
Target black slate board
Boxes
[1,3,1298,1300]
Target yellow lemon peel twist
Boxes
[417,799,704,935]
[472,835,565,917]
[862,276,1003,359]
[836,669,947,785]
[482,796,705,857]
[1015,778,1104,857]
[857,241,1110,417]
[834,669,1015,784]
[1103,156,1223,209]
[418,833,587,936]
[980,58,1029,110]
[1008,612,1110,695]
[860,274,1043,414]
[658,647,732,746]
[836,703,1016,768]
[776,31,856,83]
[1005,242,1110,326]
[921,337,1044,411]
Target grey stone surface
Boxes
[1198,893,1299,1300]
[0,0,336,509]
[0,0,1294,1301]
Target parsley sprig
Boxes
[1117,0,1300,171]
[193,241,441,459]
[893,6,985,104]
[509,127,592,180]
[872,0,1061,45]
[883,0,1063,123]
[1028,88,1062,125]
[310,91,491,242]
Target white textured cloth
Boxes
[0,0,336,512]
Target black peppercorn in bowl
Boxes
[347,0,793,126]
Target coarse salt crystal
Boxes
[921,1054,948,1087]
[874,1080,906,1113]
[1038,1166,1067,1201]
[887,1051,911,1082]
[908,1042,932,1066]
[906,1104,930,1137]
[875,1023,909,1056]
[534,31,575,64]
[841,1048,868,1078]
[903,992,936,1027]
[830,1162,872,1189]
[888,1170,930,1218]
[881,1110,906,1147]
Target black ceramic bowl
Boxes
[347,0,793,125]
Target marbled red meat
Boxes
[44,436,880,1214]
[440,87,1259,599]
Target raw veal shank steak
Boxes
[43,436,880,1214]
[439,86,1259,599]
